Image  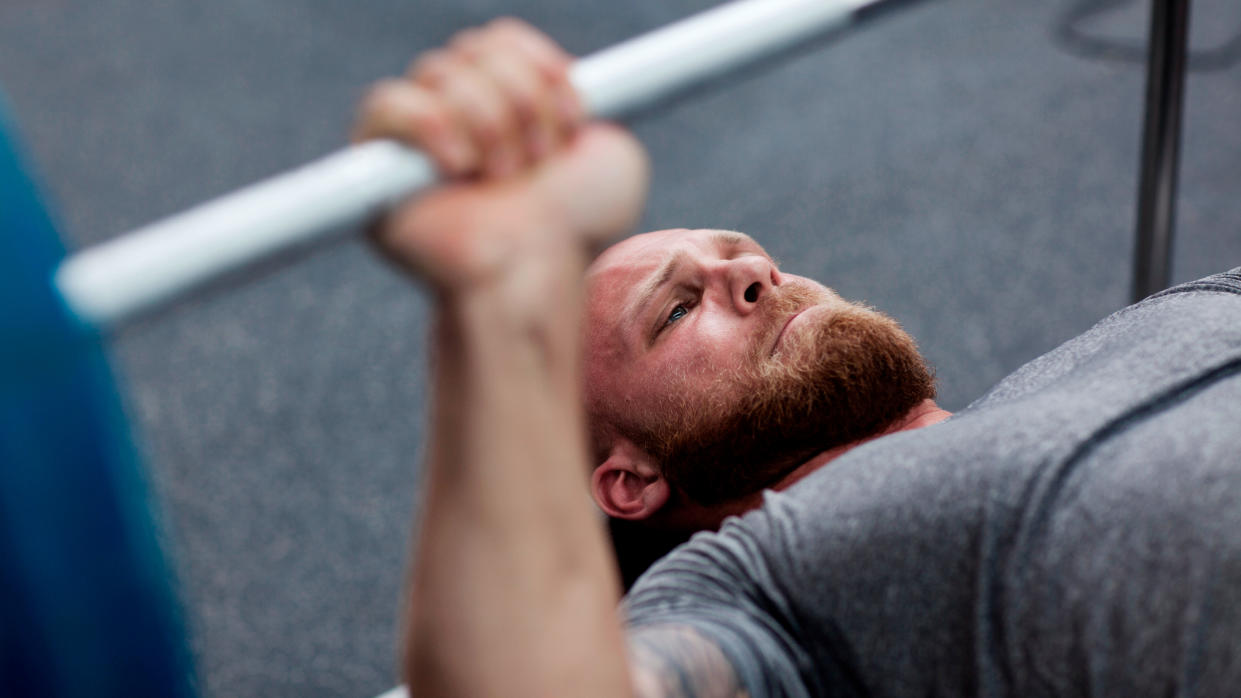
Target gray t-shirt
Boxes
[623,269,1241,697]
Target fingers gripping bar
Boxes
[54,0,903,330]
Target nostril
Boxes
[744,282,761,304]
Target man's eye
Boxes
[664,303,689,328]
[652,299,695,341]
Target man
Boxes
[584,227,951,584]
[358,20,1241,697]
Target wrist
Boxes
[436,224,587,310]
[433,234,588,392]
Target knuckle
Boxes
[361,79,406,117]
[409,50,449,82]
[449,29,484,57]
[525,31,568,60]
[471,109,506,145]
[488,16,530,36]
[478,59,539,119]
[504,78,543,122]
[507,88,538,122]
[526,49,568,83]
[492,18,565,63]
[409,100,448,135]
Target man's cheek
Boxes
[688,318,751,369]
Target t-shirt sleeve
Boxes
[621,513,860,698]
[622,526,811,697]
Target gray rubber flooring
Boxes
[2,0,1239,695]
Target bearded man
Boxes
[583,228,947,583]
[358,19,1241,698]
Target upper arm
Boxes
[627,625,749,698]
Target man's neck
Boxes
[659,399,953,533]
[614,400,953,587]
[769,398,952,492]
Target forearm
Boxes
[404,246,633,697]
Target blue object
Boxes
[0,95,195,696]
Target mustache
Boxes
[748,282,832,363]
[655,291,935,507]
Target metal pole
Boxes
[55,0,918,330]
[1132,0,1191,302]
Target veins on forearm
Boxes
[628,625,750,698]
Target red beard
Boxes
[628,286,936,506]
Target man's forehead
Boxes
[584,229,761,355]
[590,228,689,276]
[588,228,759,285]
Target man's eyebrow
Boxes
[628,251,687,333]
[623,233,767,344]
[711,230,751,248]
[712,230,773,262]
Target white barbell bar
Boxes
[55,0,897,329]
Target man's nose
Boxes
[725,256,780,314]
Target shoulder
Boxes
[970,268,1241,410]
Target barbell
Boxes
[52,0,920,331]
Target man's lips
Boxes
[770,309,805,356]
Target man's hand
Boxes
[357,21,646,698]
[353,18,649,291]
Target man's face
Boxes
[584,229,934,507]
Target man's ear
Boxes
[591,437,670,521]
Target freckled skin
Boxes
[583,228,845,442]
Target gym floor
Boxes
[2,0,1238,695]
